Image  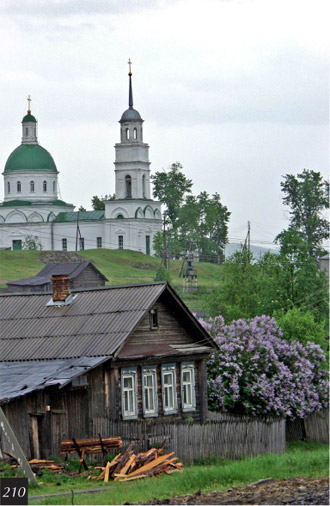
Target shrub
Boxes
[154,264,171,282]
[201,315,329,419]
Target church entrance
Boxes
[12,240,22,250]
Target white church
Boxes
[0,66,162,254]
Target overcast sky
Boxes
[0,0,328,249]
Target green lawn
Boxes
[28,441,329,505]
[0,249,223,314]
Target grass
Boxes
[28,441,329,505]
[0,249,223,314]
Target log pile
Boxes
[28,459,66,473]
[60,436,122,455]
[88,441,183,482]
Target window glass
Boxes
[7,182,10,193]
[62,238,67,251]
[97,237,102,248]
[121,367,137,419]
[17,181,21,193]
[181,362,196,411]
[142,366,158,417]
[30,181,35,192]
[161,364,177,414]
[118,235,123,249]
[43,181,47,192]
[79,238,84,250]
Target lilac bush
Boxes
[200,315,329,419]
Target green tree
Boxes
[151,162,193,227]
[274,307,328,361]
[277,169,329,258]
[91,194,115,211]
[154,264,171,283]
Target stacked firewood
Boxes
[89,441,183,482]
[28,459,66,473]
[60,436,122,454]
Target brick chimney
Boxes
[51,275,71,302]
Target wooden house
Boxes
[0,278,216,459]
[6,261,107,293]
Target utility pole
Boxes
[162,216,167,269]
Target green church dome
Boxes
[22,113,37,123]
[4,144,58,173]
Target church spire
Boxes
[128,58,133,108]
[27,94,32,114]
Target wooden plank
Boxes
[0,407,38,485]
[126,452,174,477]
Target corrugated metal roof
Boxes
[7,261,107,287]
[0,356,109,403]
[0,283,166,361]
[7,261,108,286]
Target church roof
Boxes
[0,199,69,207]
[22,112,37,123]
[120,107,142,122]
[4,144,58,173]
[53,211,105,222]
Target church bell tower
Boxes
[114,59,151,200]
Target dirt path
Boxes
[139,476,329,505]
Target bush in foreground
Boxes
[201,315,329,419]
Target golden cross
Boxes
[128,58,132,75]
[27,95,31,113]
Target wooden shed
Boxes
[6,261,108,293]
[0,280,216,459]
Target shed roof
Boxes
[7,261,108,288]
[0,356,108,403]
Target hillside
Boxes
[0,249,224,314]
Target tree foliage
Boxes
[91,194,115,211]
[151,162,193,227]
[277,169,329,258]
[202,315,329,419]
[151,163,230,262]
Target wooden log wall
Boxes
[91,415,286,464]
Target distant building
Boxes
[0,64,161,254]
[6,261,107,293]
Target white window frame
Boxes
[161,364,177,414]
[181,362,196,412]
[142,366,158,417]
[121,367,138,420]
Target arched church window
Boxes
[53,181,56,193]
[43,181,47,192]
[17,181,21,193]
[142,175,146,198]
[126,128,129,140]
[116,214,124,219]
[133,128,137,140]
[7,182,10,194]
[30,181,35,192]
[25,127,28,136]
[125,175,132,198]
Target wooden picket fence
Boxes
[286,409,329,444]
[91,414,285,463]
